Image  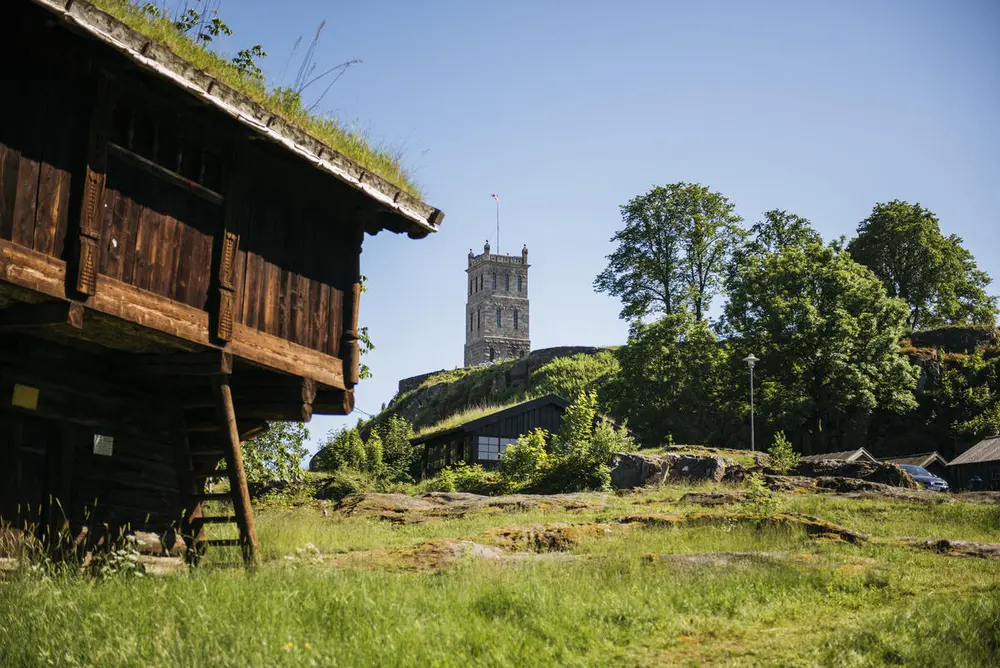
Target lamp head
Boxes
[742,354,760,369]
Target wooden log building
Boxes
[0,0,443,564]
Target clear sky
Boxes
[207,0,999,451]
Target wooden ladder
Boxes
[174,376,259,567]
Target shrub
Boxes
[766,430,800,473]
[499,429,550,489]
[364,431,384,478]
[313,470,377,501]
[742,473,778,516]
[376,416,417,482]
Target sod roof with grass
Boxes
[34,0,443,237]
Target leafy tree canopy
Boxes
[726,223,919,449]
[605,313,736,447]
[242,422,309,483]
[594,183,744,322]
[848,200,997,331]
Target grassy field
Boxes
[1,484,998,667]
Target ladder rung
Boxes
[199,515,237,524]
[204,539,241,547]
[194,492,232,501]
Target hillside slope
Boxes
[369,347,619,434]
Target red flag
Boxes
[491,193,499,202]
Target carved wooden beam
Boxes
[73,72,116,296]
[126,351,233,377]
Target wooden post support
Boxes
[212,375,259,566]
[74,72,115,296]
[340,223,364,388]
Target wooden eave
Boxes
[27,0,445,239]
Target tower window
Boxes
[517,275,523,292]
[469,279,472,296]
[492,273,497,289]
[496,307,502,328]
[470,311,473,331]
[477,309,481,329]
[505,274,510,291]
[514,309,519,329]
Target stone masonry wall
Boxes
[464,242,530,366]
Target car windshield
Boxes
[901,465,931,476]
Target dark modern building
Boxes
[413,394,569,475]
[947,436,1000,490]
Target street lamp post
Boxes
[742,354,760,451]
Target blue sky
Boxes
[206,0,999,450]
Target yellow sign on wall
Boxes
[12,384,40,410]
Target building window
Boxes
[476,436,516,461]
[517,275,523,292]
[492,273,497,289]
[469,279,473,296]
[496,307,502,328]
[505,274,510,291]
[469,311,473,331]
[489,348,495,362]
[513,309,519,329]
[477,309,481,329]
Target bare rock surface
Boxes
[900,538,1000,559]
[336,492,600,523]
[609,452,744,489]
[643,551,788,567]
[792,460,919,489]
[680,491,748,506]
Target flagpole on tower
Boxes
[491,193,500,254]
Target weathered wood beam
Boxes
[127,351,233,377]
[0,301,83,331]
[107,142,224,207]
[313,388,355,416]
[212,376,259,567]
[340,223,364,388]
[236,402,312,422]
[0,239,347,388]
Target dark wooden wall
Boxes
[0,2,360,358]
[0,5,86,261]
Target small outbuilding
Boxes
[883,452,950,481]
[413,394,570,475]
[947,436,1000,490]
[801,448,878,464]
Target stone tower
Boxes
[464,241,530,366]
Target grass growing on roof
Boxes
[87,0,420,196]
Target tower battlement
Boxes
[464,241,530,366]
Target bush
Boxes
[742,473,778,516]
[376,416,417,482]
[766,431,800,473]
[313,470,377,501]
[499,429,550,489]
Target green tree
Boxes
[725,224,920,451]
[374,416,417,481]
[848,201,997,331]
[930,348,1000,441]
[311,427,367,473]
[605,313,736,446]
[241,422,309,483]
[594,183,743,321]
[364,430,384,477]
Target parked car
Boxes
[899,465,950,491]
